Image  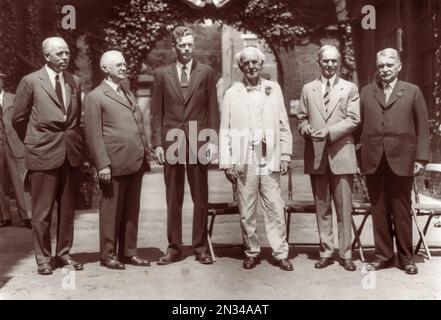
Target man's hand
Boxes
[154,146,165,165]
[300,123,313,137]
[310,128,329,142]
[225,168,237,184]
[98,166,111,184]
[206,143,218,163]
[280,160,289,175]
[413,161,425,176]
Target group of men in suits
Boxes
[298,45,429,275]
[2,26,430,276]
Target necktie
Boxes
[323,80,331,114]
[384,83,392,103]
[55,74,65,112]
[117,85,129,105]
[180,65,189,88]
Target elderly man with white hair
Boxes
[219,46,293,271]
[12,37,84,275]
[359,48,430,275]
[84,50,151,270]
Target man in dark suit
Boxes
[12,37,84,275]
[0,72,32,228]
[84,50,151,270]
[151,26,219,265]
[359,48,430,275]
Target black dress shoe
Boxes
[402,263,418,275]
[121,255,150,267]
[339,259,356,271]
[100,259,125,270]
[21,219,32,229]
[157,252,181,265]
[242,257,259,270]
[37,263,53,275]
[195,252,213,265]
[0,219,12,227]
[55,257,84,271]
[278,258,293,271]
[367,259,394,271]
[314,257,334,269]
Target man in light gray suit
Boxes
[297,45,360,271]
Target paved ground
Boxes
[0,164,440,300]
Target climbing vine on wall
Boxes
[0,0,17,90]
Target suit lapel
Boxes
[167,63,185,104]
[101,81,133,110]
[373,81,386,109]
[385,80,404,109]
[311,79,327,120]
[2,93,13,114]
[64,72,75,114]
[325,77,344,120]
[39,67,66,113]
[184,61,203,105]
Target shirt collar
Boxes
[242,77,263,92]
[104,79,120,93]
[320,74,337,87]
[382,78,398,90]
[177,59,193,72]
[45,65,64,82]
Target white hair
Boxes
[42,37,68,54]
[100,50,124,69]
[235,46,265,66]
[317,45,340,61]
[377,48,401,63]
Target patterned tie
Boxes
[55,74,65,111]
[384,83,392,103]
[323,80,331,114]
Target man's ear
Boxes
[237,63,244,72]
[43,53,50,63]
[100,66,108,74]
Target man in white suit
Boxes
[219,47,293,271]
[297,45,360,271]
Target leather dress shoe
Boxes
[0,219,12,227]
[100,259,125,270]
[21,219,32,229]
[314,257,334,269]
[37,263,53,275]
[195,252,213,265]
[55,257,84,271]
[157,252,181,265]
[242,257,259,270]
[366,259,394,271]
[402,263,418,275]
[278,258,293,271]
[121,255,150,267]
[339,259,356,271]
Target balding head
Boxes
[42,37,70,72]
[100,50,127,83]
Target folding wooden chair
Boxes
[206,175,240,261]
[285,167,370,261]
[412,163,441,260]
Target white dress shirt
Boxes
[176,59,193,83]
[382,78,397,103]
[320,74,337,95]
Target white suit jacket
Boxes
[219,79,292,172]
